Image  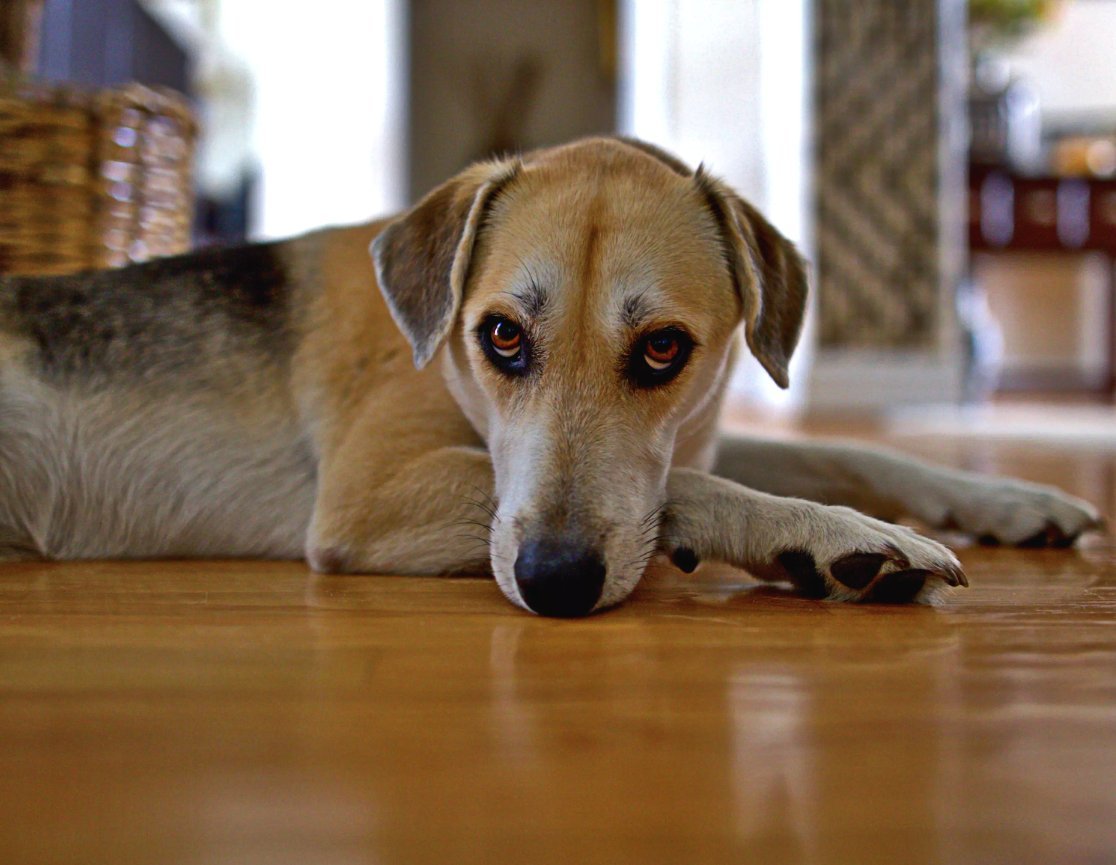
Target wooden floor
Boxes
[1,405,1114,865]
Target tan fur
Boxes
[0,137,1100,613]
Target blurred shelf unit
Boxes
[969,166,1116,253]
[969,165,1116,397]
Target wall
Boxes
[148,0,408,240]
[407,0,615,202]
[1006,0,1116,123]
[217,0,406,239]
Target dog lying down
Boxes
[0,137,1101,616]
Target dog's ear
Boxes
[371,159,520,368]
[696,170,809,389]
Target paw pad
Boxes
[1018,521,1072,549]
[830,552,889,589]
[862,569,930,604]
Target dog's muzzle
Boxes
[513,538,606,617]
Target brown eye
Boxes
[628,327,693,388]
[490,319,522,358]
[478,315,530,376]
[644,333,680,370]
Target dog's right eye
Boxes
[479,316,529,375]
[490,320,522,357]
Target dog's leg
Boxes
[306,444,497,576]
[662,468,967,603]
[712,436,1102,547]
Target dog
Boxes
[0,137,1101,616]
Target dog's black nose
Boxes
[513,539,606,617]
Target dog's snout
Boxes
[513,539,606,617]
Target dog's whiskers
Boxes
[455,517,495,532]
[452,532,492,552]
[462,498,498,522]
[619,532,662,575]
[470,483,499,506]
[639,503,667,531]
[452,526,491,540]
[465,486,501,523]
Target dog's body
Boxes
[0,138,1100,615]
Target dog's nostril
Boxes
[513,539,606,618]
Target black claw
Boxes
[862,570,929,604]
[830,552,889,589]
[670,546,700,574]
[948,563,970,588]
[1052,533,1078,549]
[776,550,827,599]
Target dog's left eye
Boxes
[644,333,680,370]
[630,327,693,387]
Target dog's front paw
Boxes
[666,497,967,604]
[768,509,966,604]
[924,477,1102,548]
[663,473,969,604]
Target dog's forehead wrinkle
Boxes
[503,283,549,318]
[618,290,667,330]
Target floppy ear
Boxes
[696,169,809,389]
[371,159,520,368]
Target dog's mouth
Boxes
[484,439,668,617]
[491,509,664,617]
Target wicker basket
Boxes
[0,79,197,276]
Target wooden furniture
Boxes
[969,164,1116,395]
[36,0,190,93]
[0,0,45,73]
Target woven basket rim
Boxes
[0,78,196,131]
[0,74,198,276]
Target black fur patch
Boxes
[670,546,699,574]
[4,243,292,386]
[776,549,827,599]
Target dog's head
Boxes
[372,138,807,616]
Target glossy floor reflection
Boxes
[1,415,1114,864]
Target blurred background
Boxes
[2,0,1115,421]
